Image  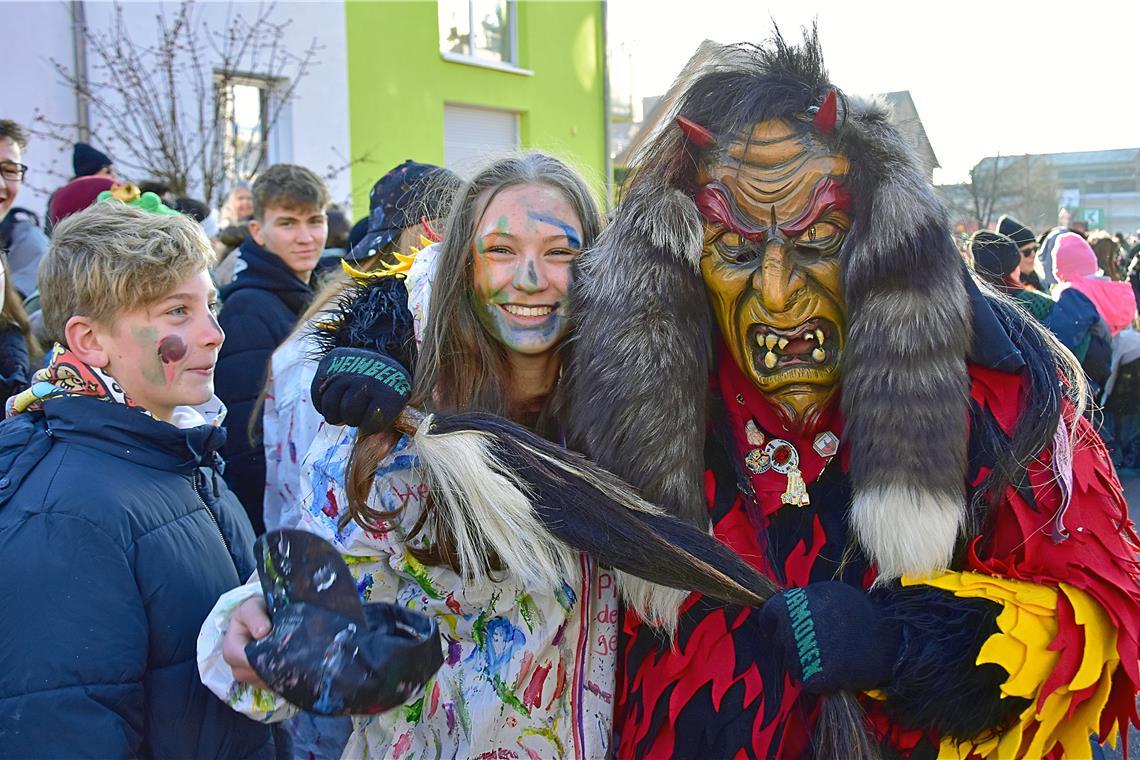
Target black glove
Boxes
[311,347,411,434]
[246,530,443,716]
[756,581,901,695]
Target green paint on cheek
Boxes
[132,325,166,384]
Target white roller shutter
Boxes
[444,104,520,178]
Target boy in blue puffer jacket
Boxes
[0,199,273,757]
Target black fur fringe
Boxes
[878,584,1030,738]
[308,276,418,373]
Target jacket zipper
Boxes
[191,469,232,557]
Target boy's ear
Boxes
[64,316,110,369]
[248,217,265,247]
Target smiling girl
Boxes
[200,154,629,758]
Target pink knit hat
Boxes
[1053,232,1098,282]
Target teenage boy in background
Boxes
[215,164,327,532]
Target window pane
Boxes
[471,0,511,63]
[231,83,264,178]
[438,0,471,57]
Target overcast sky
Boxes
[607,0,1139,184]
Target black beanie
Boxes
[72,142,112,178]
[970,230,1021,281]
[997,215,1035,249]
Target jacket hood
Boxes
[1065,277,1138,336]
[222,237,312,313]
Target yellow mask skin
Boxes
[697,119,851,434]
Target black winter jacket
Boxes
[0,396,273,758]
[216,238,312,532]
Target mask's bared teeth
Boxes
[815,328,825,345]
[777,337,789,350]
[812,348,826,362]
[764,351,778,369]
[764,334,777,350]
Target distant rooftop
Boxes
[1046,148,1140,166]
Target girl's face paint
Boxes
[97,271,224,421]
[469,183,583,357]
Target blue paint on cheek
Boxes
[527,211,581,248]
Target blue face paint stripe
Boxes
[526,211,582,249]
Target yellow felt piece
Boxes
[1062,583,1118,691]
[340,258,377,282]
[418,234,432,248]
[1058,666,1114,757]
[907,571,1121,759]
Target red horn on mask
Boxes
[676,116,715,148]
[812,90,838,135]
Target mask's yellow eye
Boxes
[720,231,743,248]
[714,230,761,265]
[796,221,845,253]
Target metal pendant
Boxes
[781,464,811,507]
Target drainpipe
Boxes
[601,0,612,209]
[71,0,90,142]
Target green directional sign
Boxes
[1080,208,1104,227]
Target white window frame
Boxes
[215,72,286,186]
[439,0,532,76]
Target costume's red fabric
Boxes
[614,352,1140,758]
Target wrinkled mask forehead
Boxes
[696,118,850,240]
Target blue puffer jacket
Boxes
[0,396,274,758]
[216,237,312,533]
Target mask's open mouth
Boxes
[748,318,841,376]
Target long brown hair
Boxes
[2,255,41,364]
[343,153,603,568]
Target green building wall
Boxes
[344,0,606,216]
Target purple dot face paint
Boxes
[158,335,188,364]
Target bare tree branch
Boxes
[26,0,324,207]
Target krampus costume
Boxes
[563,33,1140,758]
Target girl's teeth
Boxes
[505,304,554,317]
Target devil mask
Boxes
[691,103,851,434]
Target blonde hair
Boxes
[40,201,216,343]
